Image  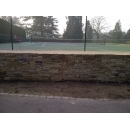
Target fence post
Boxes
[31,35,32,43]
[10,16,13,50]
[104,38,106,44]
[84,16,87,51]
[3,34,5,43]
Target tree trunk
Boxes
[97,33,100,39]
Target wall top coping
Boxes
[0,50,130,55]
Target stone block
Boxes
[119,73,126,77]
[33,57,37,60]
[0,71,6,75]
[4,77,11,80]
[40,74,49,77]
[10,77,18,80]
[17,77,24,80]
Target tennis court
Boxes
[0,41,130,52]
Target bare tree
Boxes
[91,16,109,39]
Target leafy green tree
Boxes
[83,20,93,41]
[0,16,10,22]
[63,16,83,39]
[19,16,33,38]
[32,16,60,38]
[0,16,21,26]
[32,16,46,37]
[86,20,93,39]
[124,29,130,39]
[44,16,60,38]
[63,16,74,39]
[74,16,83,39]
[113,20,122,39]
[0,18,26,43]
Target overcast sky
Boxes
[56,16,130,34]
[1,0,130,34]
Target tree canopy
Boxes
[32,16,60,38]
[91,16,109,39]
[0,16,60,38]
[63,16,83,39]
[86,20,93,39]
[108,20,125,39]
[124,29,130,39]
[112,20,123,39]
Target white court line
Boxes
[24,43,36,46]
[42,42,47,47]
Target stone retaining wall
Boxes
[0,52,130,82]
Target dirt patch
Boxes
[0,81,130,99]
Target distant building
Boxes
[100,33,113,39]
[59,35,63,39]
[92,30,112,40]
[92,30,97,39]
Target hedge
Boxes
[0,18,26,43]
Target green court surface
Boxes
[0,42,130,52]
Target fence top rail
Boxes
[0,50,130,55]
[31,37,130,41]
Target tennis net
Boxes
[31,36,108,44]
[31,36,83,43]
[31,36,130,44]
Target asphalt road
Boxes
[0,94,130,113]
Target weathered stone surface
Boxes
[4,77,11,80]
[0,71,6,75]
[0,52,130,82]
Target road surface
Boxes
[0,94,130,113]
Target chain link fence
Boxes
[0,16,130,52]
[0,34,130,52]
